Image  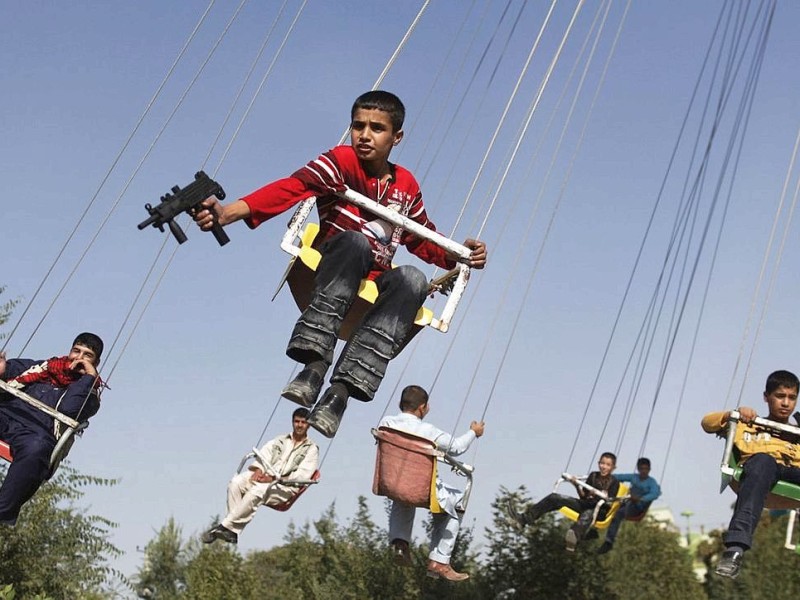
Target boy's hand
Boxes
[193,197,225,230]
[70,357,98,378]
[470,420,485,437]
[463,239,487,269]
[735,407,757,424]
[0,351,6,378]
[250,468,275,484]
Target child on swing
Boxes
[505,451,620,551]
[194,91,487,439]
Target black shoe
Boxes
[390,538,412,567]
[715,549,743,578]
[281,367,325,408]
[597,541,613,555]
[584,528,599,540]
[503,498,530,529]
[201,524,238,545]
[308,386,348,438]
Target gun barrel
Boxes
[137,214,159,230]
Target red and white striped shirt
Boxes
[242,145,455,276]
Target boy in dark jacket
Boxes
[0,332,103,525]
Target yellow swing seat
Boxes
[554,472,630,530]
[277,190,474,339]
[282,223,435,342]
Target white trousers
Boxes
[221,471,296,534]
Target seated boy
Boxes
[194,91,487,438]
[597,456,661,554]
[0,332,104,525]
[701,369,800,578]
[202,408,318,544]
[505,452,619,551]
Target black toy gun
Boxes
[138,171,229,246]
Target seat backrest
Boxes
[372,427,439,509]
[269,470,321,512]
[0,439,12,463]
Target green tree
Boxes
[0,464,124,599]
[0,286,19,339]
[482,488,705,600]
[134,518,188,599]
[601,515,705,599]
[703,511,800,599]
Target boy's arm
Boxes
[57,376,101,421]
[701,407,758,433]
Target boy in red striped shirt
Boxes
[195,91,486,438]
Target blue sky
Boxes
[3,0,800,580]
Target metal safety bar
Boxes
[280,191,472,333]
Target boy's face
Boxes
[763,384,798,422]
[636,462,650,480]
[68,343,98,367]
[350,108,403,169]
[597,456,615,477]
[292,416,310,438]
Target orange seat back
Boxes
[0,440,12,463]
[372,427,439,509]
[269,470,321,512]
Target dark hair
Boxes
[351,90,405,132]
[637,457,651,468]
[399,385,428,412]
[765,370,799,395]
[73,332,103,361]
[600,451,617,464]
[292,408,310,420]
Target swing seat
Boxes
[281,223,435,342]
[624,502,651,523]
[235,450,320,512]
[0,380,90,479]
[558,482,630,530]
[278,191,473,336]
[0,421,88,479]
[269,469,321,512]
[0,440,11,463]
[371,426,474,514]
[719,411,800,511]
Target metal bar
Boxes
[0,380,80,429]
[339,188,472,259]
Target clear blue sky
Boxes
[3,0,800,582]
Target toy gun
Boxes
[138,171,229,246]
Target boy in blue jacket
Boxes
[597,457,661,554]
[0,332,103,525]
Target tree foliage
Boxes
[0,464,124,599]
[702,511,800,600]
[134,496,485,599]
[482,487,705,600]
[0,286,18,339]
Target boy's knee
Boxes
[394,265,429,300]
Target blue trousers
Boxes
[286,231,429,401]
[0,413,54,525]
[603,501,648,544]
[725,453,800,550]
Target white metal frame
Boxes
[719,410,800,492]
[280,192,473,333]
